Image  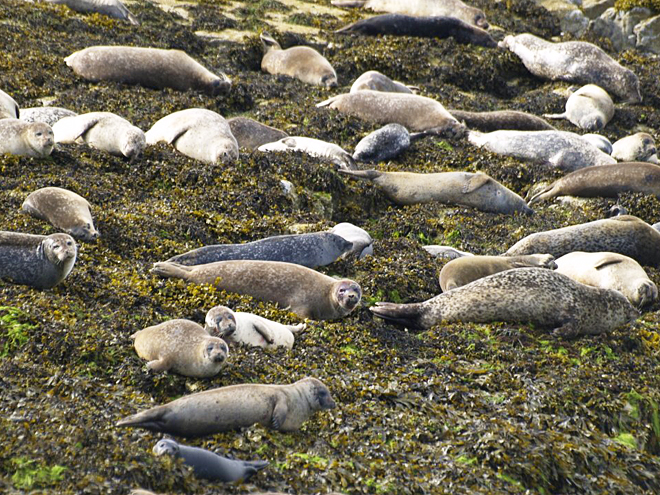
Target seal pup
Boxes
[205,305,306,349]
[611,133,658,163]
[353,124,429,163]
[543,85,614,131]
[131,319,228,378]
[468,129,616,171]
[505,215,660,267]
[439,254,557,291]
[0,88,19,119]
[447,109,555,132]
[339,169,533,215]
[166,231,353,268]
[0,232,76,289]
[65,46,231,95]
[151,260,362,320]
[329,222,374,258]
[581,133,613,155]
[46,0,139,24]
[260,32,337,88]
[227,117,288,151]
[0,119,54,157]
[336,14,496,48]
[145,109,239,164]
[499,34,642,103]
[22,187,99,242]
[317,90,466,137]
[116,377,337,436]
[423,245,473,259]
[350,71,415,94]
[370,268,639,338]
[52,112,145,160]
[20,107,78,127]
[555,252,658,307]
[258,136,356,170]
[153,438,268,482]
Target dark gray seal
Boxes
[227,117,288,151]
[448,109,555,132]
[46,0,139,24]
[20,107,78,127]
[353,124,429,162]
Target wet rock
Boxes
[635,14,660,54]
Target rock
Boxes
[587,7,651,51]
[635,14,660,54]
[563,9,589,36]
[581,0,615,19]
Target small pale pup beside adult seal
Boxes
[0,88,19,119]
[131,319,229,378]
[258,136,356,170]
[46,0,139,24]
[22,187,99,242]
[0,231,77,289]
[260,32,337,88]
[543,84,614,131]
[152,260,361,320]
[0,119,54,158]
[350,70,415,94]
[117,377,336,436]
[611,133,658,163]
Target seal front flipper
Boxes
[369,302,426,330]
[251,319,275,345]
[271,396,289,430]
[146,358,171,373]
[461,173,491,194]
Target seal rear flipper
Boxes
[116,407,168,431]
[543,112,568,120]
[331,0,367,6]
[151,261,193,279]
[338,169,382,180]
[260,32,281,52]
[290,322,307,334]
[527,184,558,205]
[369,302,426,330]
[242,460,269,481]
[316,95,341,108]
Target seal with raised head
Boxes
[371,268,639,338]
[499,34,642,103]
[258,136,356,170]
[350,70,415,94]
[131,319,228,378]
[20,107,78,127]
[339,169,533,215]
[543,84,614,131]
[153,438,268,482]
[448,109,555,132]
[0,119,54,157]
[555,251,658,307]
[329,222,374,259]
[260,32,337,88]
[152,260,362,320]
[52,112,145,160]
[204,305,306,349]
[0,88,19,119]
[46,0,139,24]
[0,231,77,289]
[116,377,337,436]
[22,187,99,242]
[423,245,473,259]
[611,132,658,163]
[65,46,231,95]
[353,124,430,163]
[146,108,239,164]
[227,117,288,151]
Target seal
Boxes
[339,169,533,215]
[447,109,555,132]
[0,231,77,289]
[555,251,658,307]
[204,305,306,349]
[543,84,614,131]
[329,222,374,259]
[581,133,613,155]
[423,245,473,259]
[353,124,430,163]
[370,267,639,338]
[350,70,415,94]
[260,32,337,88]
[468,129,616,171]
[52,112,145,160]
[505,215,660,267]
[116,377,337,436]
[227,117,288,151]
[151,260,362,320]
[22,187,100,242]
[46,0,139,24]
[145,108,238,164]
[611,132,658,163]
[439,254,557,291]
[0,88,19,119]
[152,438,268,482]
[166,231,353,268]
[258,136,356,170]
[0,119,54,158]
[20,107,78,127]
[527,163,660,205]
[317,90,466,137]
[499,34,642,103]
[336,14,496,48]
[65,46,231,95]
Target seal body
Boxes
[543,84,614,131]
[555,251,658,307]
[46,0,139,24]
[20,107,78,127]
[423,245,473,259]
[131,319,228,378]
[350,70,414,94]
[116,377,337,436]
[151,260,362,320]
[258,136,356,170]
[0,88,19,119]
[448,109,555,132]
[146,109,238,164]
[65,46,231,95]
[227,117,288,151]
[499,34,642,103]
[353,124,414,162]
[0,119,54,157]
[611,133,658,163]
[0,232,77,289]
[370,268,639,337]
[329,222,374,259]
[581,133,613,155]
[22,187,99,242]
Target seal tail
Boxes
[542,112,568,120]
[370,302,426,330]
[527,184,558,205]
[338,169,382,180]
[241,460,269,482]
[151,261,194,280]
[116,407,167,432]
[316,95,341,108]
[290,323,307,334]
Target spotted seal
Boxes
[350,70,415,94]
[448,109,555,132]
[0,119,54,157]
[423,245,473,259]
[258,136,356,170]
[46,0,139,24]
[227,117,288,151]
[353,124,429,163]
[0,88,19,119]
[611,133,658,163]
[20,107,78,127]
[543,84,614,131]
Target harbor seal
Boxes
[20,107,78,127]
[611,133,658,163]
[555,252,658,307]
[65,46,231,95]
[0,232,77,289]
[260,33,337,88]
[329,222,374,259]
[227,117,288,151]
[423,245,473,259]
[581,133,613,155]
[130,319,229,378]
[52,112,145,160]
[439,254,557,291]
[370,267,639,338]
[151,260,362,320]
[116,377,337,436]
[0,119,54,157]
[505,215,660,267]
[22,187,99,242]
[145,109,238,164]
[258,136,356,170]
[0,88,19,119]
[499,34,642,103]
[353,124,429,163]
[543,84,614,131]
[152,438,268,482]
[317,90,466,137]
[447,109,555,132]
[204,305,306,349]
[46,0,139,24]
[350,71,415,94]
[339,169,533,215]
[166,231,353,268]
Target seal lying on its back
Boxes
[350,71,414,94]
[46,0,139,24]
[0,88,19,119]
[116,377,336,436]
[371,268,638,338]
[258,136,356,170]
[448,109,555,132]
[227,117,288,151]
[611,133,658,163]
[0,119,54,157]
[543,84,614,131]
[20,107,78,127]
